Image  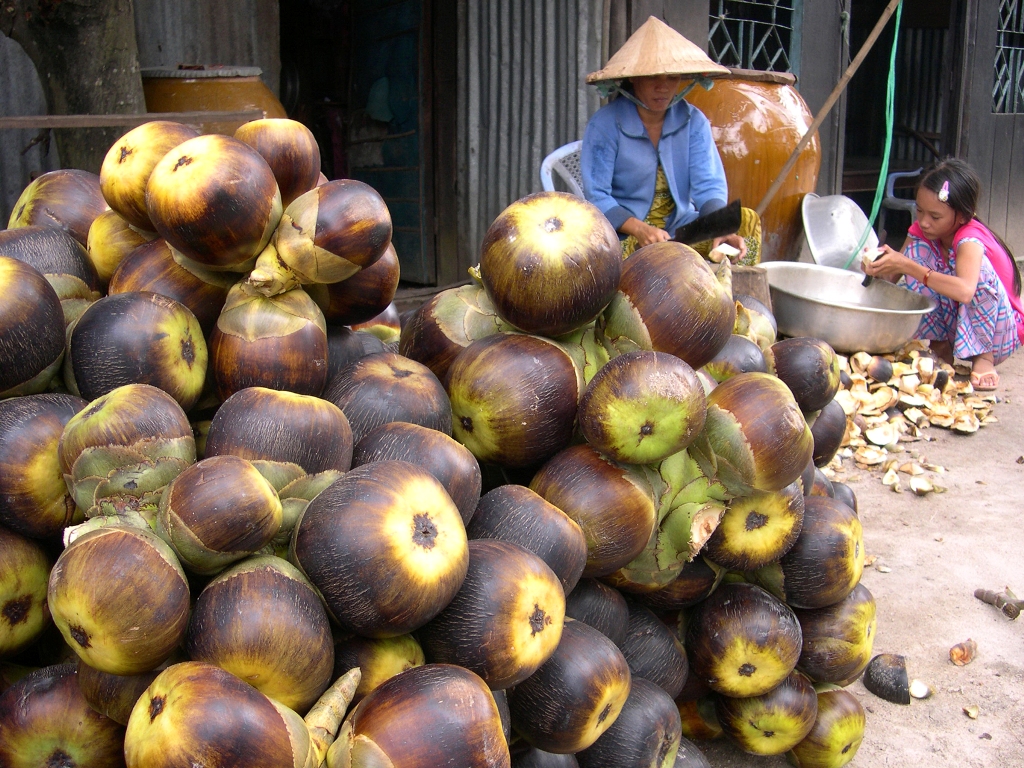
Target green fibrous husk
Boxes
[552,321,612,386]
[272,469,344,555]
[59,383,197,523]
[733,301,777,355]
[68,440,195,523]
[453,271,516,341]
[4,354,64,399]
[246,241,302,298]
[249,459,308,491]
[613,448,731,591]
[63,507,153,546]
[748,560,786,601]
[598,290,652,357]
[247,459,342,554]
[690,411,754,496]
[47,273,102,327]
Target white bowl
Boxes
[802,193,879,271]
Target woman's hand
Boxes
[712,233,747,263]
[620,217,671,247]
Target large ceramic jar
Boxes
[141,66,287,136]
[687,68,821,262]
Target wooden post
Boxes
[731,265,772,313]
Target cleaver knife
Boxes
[673,199,743,245]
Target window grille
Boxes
[994,0,1024,113]
[708,0,799,74]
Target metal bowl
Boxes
[761,261,936,354]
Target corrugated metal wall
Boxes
[0,35,60,224]
[456,0,605,262]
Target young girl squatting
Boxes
[863,159,1023,390]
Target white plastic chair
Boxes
[878,167,922,237]
[540,141,584,197]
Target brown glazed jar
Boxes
[141,65,287,136]
[687,68,822,262]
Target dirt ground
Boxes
[697,350,1024,768]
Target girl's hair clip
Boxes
[938,180,950,202]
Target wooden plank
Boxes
[420,0,438,286]
[963,0,999,225]
[943,0,972,158]
[432,0,462,285]
[1002,115,1024,254]
[0,111,263,130]
[797,0,848,196]
[731,266,772,313]
[987,116,1015,239]
[663,0,710,51]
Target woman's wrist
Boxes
[621,217,653,239]
[619,217,643,237]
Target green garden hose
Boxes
[844,0,904,269]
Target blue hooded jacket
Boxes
[580,96,728,237]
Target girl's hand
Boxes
[620,217,671,247]
[863,245,910,281]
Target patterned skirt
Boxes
[904,236,1020,364]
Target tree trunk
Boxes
[2,0,146,173]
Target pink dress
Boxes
[903,221,1021,363]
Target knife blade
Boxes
[673,199,743,245]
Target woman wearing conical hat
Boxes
[582,16,760,261]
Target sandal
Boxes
[970,370,1000,391]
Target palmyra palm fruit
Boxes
[155,455,283,574]
[57,383,195,521]
[185,555,334,713]
[274,179,393,286]
[145,134,282,272]
[0,256,65,399]
[7,169,109,247]
[47,517,190,675]
[326,663,510,768]
[0,393,87,539]
[125,661,361,768]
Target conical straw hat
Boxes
[586,16,729,83]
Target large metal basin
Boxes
[761,261,936,354]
